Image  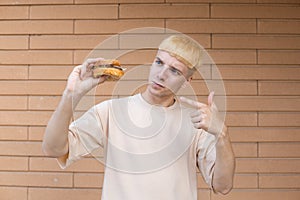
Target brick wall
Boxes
[0,0,299,200]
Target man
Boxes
[42,34,235,199]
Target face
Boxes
[146,50,192,99]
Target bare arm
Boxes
[42,91,74,157]
[42,58,107,157]
[180,92,235,194]
[212,126,235,194]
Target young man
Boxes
[42,35,235,199]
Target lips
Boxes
[152,81,165,89]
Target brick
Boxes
[29,66,73,80]
[258,19,300,34]
[166,19,256,34]
[0,0,73,4]
[215,80,257,95]
[30,5,118,19]
[0,20,73,34]
[224,96,300,112]
[75,20,164,34]
[190,80,257,96]
[213,35,300,49]
[0,187,27,200]
[0,156,28,171]
[211,4,300,19]
[213,65,300,80]
[29,96,61,111]
[236,158,300,173]
[229,127,300,142]
[233,143,257,158]
[167,0,255,2]
[74,49,157,65]
[0,111,52,126]
[75,0,118,3]
[259,112,300,127]
[211,189,300,200]
[0,66,28,80]
[207,50,257,65]
[233,174,258,189]
[0,50,73,65]
[30,35,118,50]
[258,0,300,3]
[0,81,66,95]
[0,36,28,49]
[0,141,43,156]
[117,49,158,65]
[28,95,110,112]
[29,157,73,172]
[0,6,28,19]
[120,4,209,19]
[28,188,102,200]
[30,157,105,173]
[0,96,27,110]
[74,173,104,188]
[225,112,257,127]
[258,81,300,96]
[259,142,300,158]
[258,50,300,65]
[259,174,300,189]
[120,33,210,49]
[0,172,72,187]
[192,64,212,80]
[120,0,164,2]
[197,189,210,200]
[0,126,28,141]
[28,126,45,141]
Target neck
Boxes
[141,90,175,107]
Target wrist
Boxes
[63,88,83,106]
[61,89,80,111]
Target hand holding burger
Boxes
[66,58,125,101]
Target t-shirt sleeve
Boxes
[57,103,107,169]
[196,130,217,189]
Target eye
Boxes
[155,58,163,66]
[169,67,182,76]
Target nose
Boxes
[157,65,168,81]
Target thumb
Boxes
[208,91,215,106]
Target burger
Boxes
[91,59,125,81]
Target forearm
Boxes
[42,90,77,157]
[212,126,235,194]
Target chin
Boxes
[149,87,174,99]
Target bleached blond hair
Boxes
[158,35,203,70]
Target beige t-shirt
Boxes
[58,94,216,200]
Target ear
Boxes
[181,75,193,89]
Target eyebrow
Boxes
[156,56,184,75]
[155,56,164,64]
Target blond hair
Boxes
[158,35,203,69]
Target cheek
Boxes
[148,65,161,78]
[166,77,186,92]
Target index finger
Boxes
[179,96,206,108]
[83,58,105,71]
[80,58,105,79]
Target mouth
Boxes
[152,81,165,89]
